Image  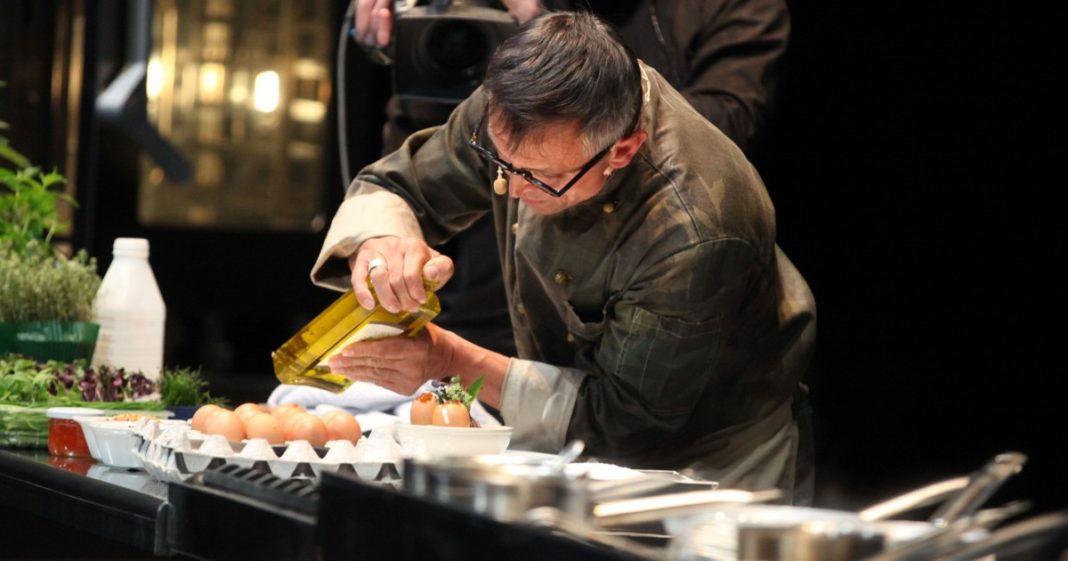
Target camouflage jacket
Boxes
[312,63,815,494]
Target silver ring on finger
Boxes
[368,257,385,274]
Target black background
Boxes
[763,3,1063,513]
[2,1,1064,517]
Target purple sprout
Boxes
[79,367,100,401]
[126,372,156,399]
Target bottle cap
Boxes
[113,237,150,257]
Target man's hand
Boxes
[327,324,454,395]
[500,0,542,24]
[355,0,393,48]
[349,236,454,313]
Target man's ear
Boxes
[606,129,648,169]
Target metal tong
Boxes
[928,451,1027,527]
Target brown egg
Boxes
[432,401,471,428]
[191,404,223,432]
[204,409,246,442]
[244,412,284,444]
[320,411,362,444]
[410,393,438,426]
[270,403,304,425]
[279,411,305,437]
[284,413,328,447]
[234,402,265,422]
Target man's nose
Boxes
[509,175,531,198]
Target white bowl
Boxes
[394,423,512,458]
[80,419,143,469]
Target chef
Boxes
[312,11,816,503]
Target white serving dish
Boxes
[79,419,144,469]
[394,423,512,458]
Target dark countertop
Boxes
[0,448,172,555]
[0,447,647,561]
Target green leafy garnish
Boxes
[436,374,485,409]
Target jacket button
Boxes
[511,222,519,235]
[602,202,616,214]
[516,303,525,316]
[566,333,576,344]
[553,271,569,285]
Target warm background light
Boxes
[146,57,164,100]
[252,70,279,113]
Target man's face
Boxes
[488,116,612,215]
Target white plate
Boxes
[394,423,512,458]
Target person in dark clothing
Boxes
[353,0,790,361]
[324,11,813,501]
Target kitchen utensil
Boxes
[859,501,1030,561]
[859,476,970,522]
[666,504,935,561]
[401,453,591,523]
[546,439,585,472]
[928,451,1027,527]
[595,489,784,528]
[737,519,886,561]
[936,509,1068,561]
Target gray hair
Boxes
[483,11,641,157]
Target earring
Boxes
[493,167,508,195]
[603,166,615,178]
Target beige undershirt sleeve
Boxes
[310,185,424,291]
[499,358,585,453]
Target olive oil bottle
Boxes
[272,283,440,393]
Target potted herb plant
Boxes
[1,81,102,362]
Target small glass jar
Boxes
[46,407,105,458]
[48,455,97,475]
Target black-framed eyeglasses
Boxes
[468,105,615,198]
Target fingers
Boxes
[349,238,444,313]
[402,248,429,306]
[325,326,450,398]
[355,0,393,47]
[500,0,542,23]
[354,0,373,44]
[349,252,376,310]
[423,253,454,287]
[374,5,392,48]
[330,353,401,378]
[327,337,423,394]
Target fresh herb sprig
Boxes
[435,375,484,409]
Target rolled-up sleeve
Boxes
[499,359,585,452]
[310,89,495,290]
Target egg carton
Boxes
[130,417,402,485]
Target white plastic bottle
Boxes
[92,238,167,381]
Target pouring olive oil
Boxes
[272,281,440,393]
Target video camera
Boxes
[391,0,517,109]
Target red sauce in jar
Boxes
[48,455,96,475]
[48,417,92,457]
[46,407,103,458]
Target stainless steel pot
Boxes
[401,439,730,526]
[738,519,887,561]
[666,505,936,561]
[664,451,1028,561]
[402,452,592,523]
